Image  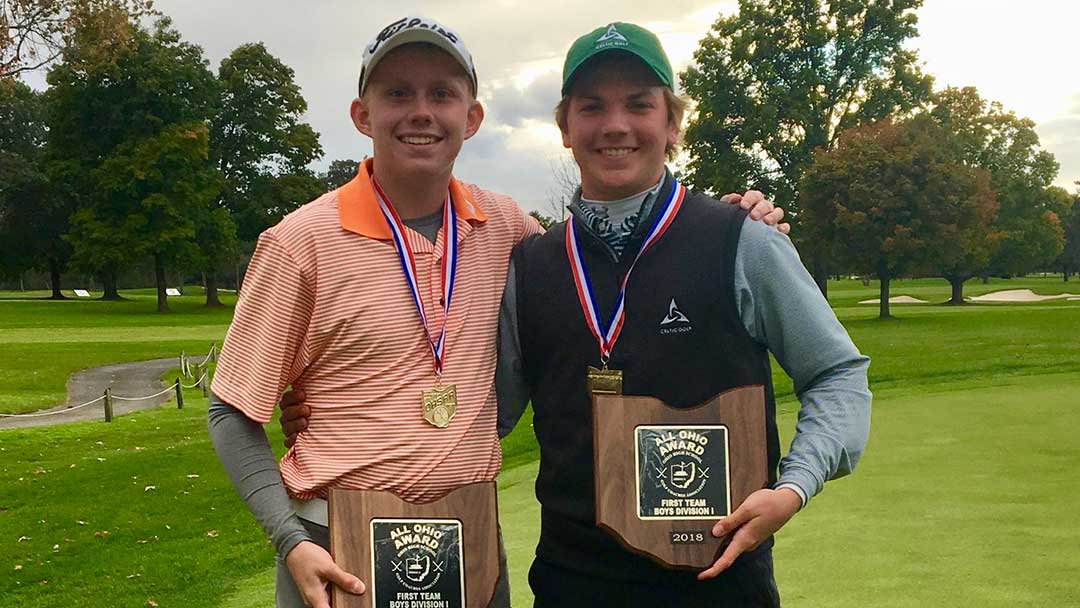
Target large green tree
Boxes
[930,87,1065,278]
[209,42,321,300]
[192,203,237,306]
[47,15,217,304]
[94,123,221,312]
[0,78,73,297]
[211,42,322,240]
[681,0,933,294]
[933,173,1001,304]
[801,115,997,319]
[0,77,44,153]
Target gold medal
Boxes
[374,179,463,430]
[566,184,683,401]
[422,383,458,428]
[586,365,623,395]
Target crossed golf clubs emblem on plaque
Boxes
[391,556,445,583]
[655,460,710,490]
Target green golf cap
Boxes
[562,22,674,95]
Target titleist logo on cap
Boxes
[367,17,460,55]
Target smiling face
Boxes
[560,53,678,201]
[351,43,483,184]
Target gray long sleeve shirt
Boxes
[495,215,872,506]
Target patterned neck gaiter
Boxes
[573,177,665,256]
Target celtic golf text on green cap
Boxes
[562,23,675,94]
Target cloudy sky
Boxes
[27,0,1080,213]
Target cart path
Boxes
[0,358,184,430]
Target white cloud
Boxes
[914,0,1080,189]
[1039,93,1080,191]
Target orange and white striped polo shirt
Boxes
[211,158,540,502]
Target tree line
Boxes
[680,0,1080,319]
[3,1,1079,318]
[0,2,359,311]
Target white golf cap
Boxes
[359,16,477,96]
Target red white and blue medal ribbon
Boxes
[565,180,686,363]
[373,178,458,377]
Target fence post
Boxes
[103,388,113,422]
[199,371,208,397]
[175,378,184,409]
[210,342,218,363]
[180,351,187,377]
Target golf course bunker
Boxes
[967,289,1080,303]
[858,295,929,304]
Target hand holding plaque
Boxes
[285,540,366,608]
[592,386,770,570]
[697,487,801,580]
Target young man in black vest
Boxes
[493,23,872,607]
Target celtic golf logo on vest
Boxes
[388,522,448,591]
[660,298,692,335]
[654,429,711,501]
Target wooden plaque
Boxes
[328,482,500,608]
[592,386,769,570]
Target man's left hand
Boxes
[697,487,801,580]
[720,190,790,234]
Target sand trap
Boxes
[858,295,929,304]
[967,289,1080,303]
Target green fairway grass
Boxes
[776,374,1080,607]
[1,277,1078,606]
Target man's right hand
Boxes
[285,540,365,608]
[279,389,310,448]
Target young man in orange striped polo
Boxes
[207,17,540,608]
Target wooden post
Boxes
[175,378,184,409]
[180,351,188,377]
[103,389,113,422]
[210,342,218,362]
[199,371,208,397]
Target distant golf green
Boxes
[1,278,1078,607]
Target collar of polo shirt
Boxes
[337,158,487,239]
